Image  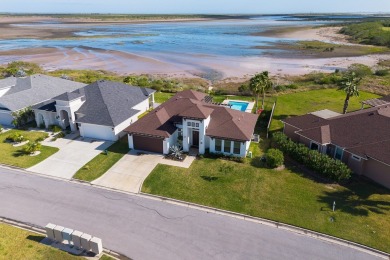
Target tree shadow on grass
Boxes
[200,176,219,182]
[317,180,390,217]
[12,149,28,157]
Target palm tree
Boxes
[249,71,273,111]
[339,72,361,114]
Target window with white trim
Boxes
[215,139,222,152]
[224,140,231,153]
[233,141,241,154]
[334,147,343,160]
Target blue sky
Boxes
[2,0,390,14]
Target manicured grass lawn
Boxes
[0,223,79,260]
[142,142,390,253]
[0,130,59,168]
[154,92,175,103]
[270,89,380,131]
[73,137,129,181]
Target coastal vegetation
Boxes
[340,20,390,47]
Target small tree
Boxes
[23,142,41,155]
[339,72,361,114]
[249,71,273,111]
[266,148,284,168]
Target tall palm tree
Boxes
[339,72,361,114]
[249,71,272,111]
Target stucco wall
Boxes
[363,159,390,189]
[132,99,149,113]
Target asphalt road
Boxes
[0,167,381,260]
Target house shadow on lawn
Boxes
[317,180,390,217]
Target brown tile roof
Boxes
[282,105,390,164]
[125,90,259,141]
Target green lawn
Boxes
[0,223,79,260]
[73,137,129,181]
[0,130,59,168]
[270,89,380,131]
[142,141,390,252]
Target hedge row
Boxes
[273,132,352,182]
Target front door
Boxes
[192,130,199,147]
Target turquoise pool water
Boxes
[228,101,249,112]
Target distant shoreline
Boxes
[1,16,390,80]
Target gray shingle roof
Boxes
[53,91,84,101]
[75,80,155,127]
[0,74,86,111]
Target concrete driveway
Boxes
[92,150,195,193]
[28,137,113,179]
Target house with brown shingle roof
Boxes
[282,105,390,189]
[125,90,259,157]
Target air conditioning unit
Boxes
[45,223,56,240]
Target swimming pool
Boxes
[228,101,249,112]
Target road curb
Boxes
[0,216,130,260]
[1,164,389,259]
[139,193,390,260]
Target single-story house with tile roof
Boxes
[0,74,85,126]
[33,80,155,141]
[124,90,259,157]
[282,105,390,189]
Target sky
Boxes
[2,0,390,14]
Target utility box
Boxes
[80,233,92,251]
[62,228,73,244]
[45,223,56,240]
[53,225,64,242]
[71,230,83,249]
[90,237,103,255]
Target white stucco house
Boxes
[0,74,85,126]
[125,90,258,157]
[34,80,155,141]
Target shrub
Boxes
[35,134,48,142]
[273,132,352,182]
[6,133,26,143]
[23,141,41,155]
[48,125,62,133]
[375,69,389,76]
[266,148,284,168]
[347,64,373,78]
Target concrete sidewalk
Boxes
[92,150,195,193]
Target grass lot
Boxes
[0,130,58,168]
[0,223,79,260]
[142,141,390,253]
[270,89,380,131]
[73,137,128,182]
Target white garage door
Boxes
[80,123,117,141]
[0,111,14,126]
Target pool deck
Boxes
[221,99,255,113]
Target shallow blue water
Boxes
[228,101,249,111]
[1,16,331,57]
